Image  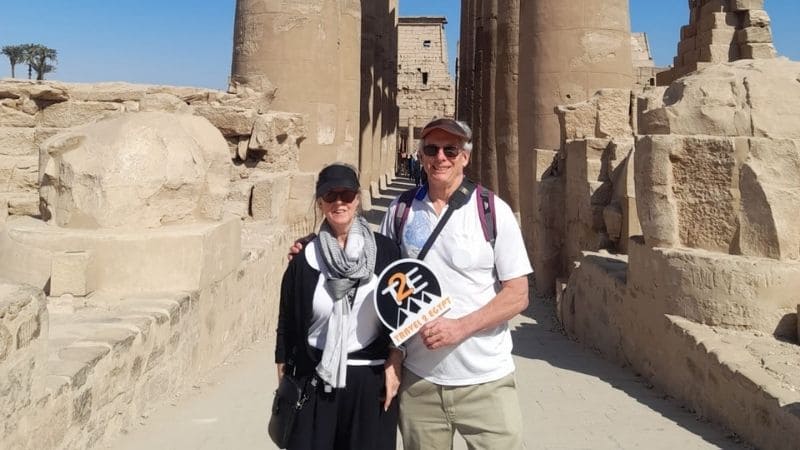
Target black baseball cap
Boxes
[315,164,360,198]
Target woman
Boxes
[275,163,403,450]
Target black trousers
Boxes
[288,365,399,450]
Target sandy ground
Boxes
[105,177,751,450]
[105,299,749,450]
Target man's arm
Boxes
[419,275,529,350]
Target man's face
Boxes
[419,129,470,189]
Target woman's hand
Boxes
[382,348,404,411]
[276,363,285,382]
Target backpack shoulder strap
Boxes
[475,184,497,247]
[394,187,419,244]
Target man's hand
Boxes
[420,276,529,350]
[419,317,468,350]
[287,233,316,261]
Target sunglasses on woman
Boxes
[422,144,461,158]
[321,189,358,203]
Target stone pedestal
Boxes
[0,217,241,294]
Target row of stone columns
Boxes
[359,0,399,208]
[230,0,397,206]
[458,0,634,293]
[459,0,633,213]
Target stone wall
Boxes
[0,79,312,449]
[557,57,800,450]
[0,79,312,229]
[657,0,776,85]
[637,58,800,260]
[0,223,288,449]
[397,17,455,148]
[530,88,640,295]
[0,281,47,442]
[560,244,800,450]
[631,32,668,88]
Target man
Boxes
[379,118,532,450]
[410,151,421,186]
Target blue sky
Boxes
[1,1,798,90]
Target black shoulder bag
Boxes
[268,363,317,448]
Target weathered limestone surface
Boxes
[560,248,800,450]
[230,0,362,171]
[0,222,288,449]
[627,240,800,336]
[0,216,241,294]
[478,0,499,191]
[0,281,47,440]
[0,78,314,449]
[460,2,798,449]
[557,47,800,450]
[397,16,455,156]
[39,112,230,229]
[495,0,520,214]
[0,79,309,224]
[658,0,776,85]
[521,0,634,150]
[532,88,637,295]
[637,59,800,260]
[643,58,800,138]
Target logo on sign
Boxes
[374,258,451,345]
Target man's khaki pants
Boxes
[398,369,523,450]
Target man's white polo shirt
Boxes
[380,185,533,385]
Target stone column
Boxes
[518,0,539,292]
[359,0,377,208]
[478,0,498,191]
[384,1,399,183]
[468,0,484,182]
[230,0,362,171]
[370,17,384,197]
[523,0,634,150]
[496,0,520,214]
[457,0,475,124]
[339,1,363,172]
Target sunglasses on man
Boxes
[422,144,462,158]
[321,189,358,203]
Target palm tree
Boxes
[26,44,57,80]
[1,45,26,78]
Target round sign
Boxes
[374,258,442,333]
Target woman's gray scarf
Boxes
[316,215,377,388]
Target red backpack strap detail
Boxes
[394,187,418,244]
[475,184,497,247]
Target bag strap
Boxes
[417,178,476,260]
[475,184,497,247]
[394,186,419,245]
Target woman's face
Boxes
[319,188,360,232]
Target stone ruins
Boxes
[1,0,798,449]
[397,17,456,154]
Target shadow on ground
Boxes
[363,176,415,226]
[512,298,750,449]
